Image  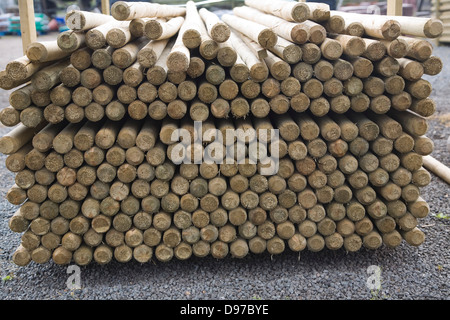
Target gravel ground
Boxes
[0,34,449,301]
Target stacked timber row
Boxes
[432,0,450,43]
[0,0,444,266]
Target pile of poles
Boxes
[0,0,443,266]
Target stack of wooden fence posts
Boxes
[0,0,443,266]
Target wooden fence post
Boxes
[101,0,111,15]
[387,0,403,16]
[18,0,37,55]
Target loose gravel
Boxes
[0,35,449,300]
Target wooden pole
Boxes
[244,0,310,23]
[199,8,230,43]
[111,1,186,21]
[330,11,401,40]
[387,0,403,16]
[422,155,450,185]
[221,14,277,49]
[102,0,111,15]
[18,0,37,55]
[65,10,114,30]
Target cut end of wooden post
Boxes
[291,4,310,23]
[290,25,308,44]
[200,39,219,60]
[26,42,47,62]
[411,41,432,61]
[106,29,128,48]
[424,19,443,38]
[145,20,163,40]
[138,48,158,68]
[57,32,79,51]
[327,15,345,34]
[403,227,425,246]
[111,1,131,21]
[365,41,387,61]
[388,39,408,59]
[381,20,401,41]
[211,23,231,43]
[258,29,277,49]
[308,25,326,45]
[422,155,450,185]
[346,22,364,37]
[281,44,302,64]
[346,38,366,57]
[86,29,106,50]
[6,60,28,81]
[249,63,268,83]
[182,29,202,49]
[65,11,86,30]
[167,52,189,73]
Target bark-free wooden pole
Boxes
[387,15,443,38]
[180,1,203,50]
[65,10,115,31]
[422,155,450,185]
[26,40,72,63]
[199,23,219,61]
[144,16,184,41]
[9,83,33,110]
[18,0,37,55]
[31,58,70,92]
[60,64,81,87]
[136,39,168,69]
[0,70,31,90]
[129,18,153,37]
[422,56,443,76]
[112,37,149,69]
[6,56,51,81]
[244,0,310,23]
[269,36,302,64]
[86,21,130,50]
[111,1,186,21]
[57,31,86,52]
[0,107,20,127]
[329,34,365,57]
[324,14,345,34]
[330,11,401,40]
[167,25,190,73]
[216,39,238,68]
[0,122,46,155]
[199,8,230,43]
[233,6,316,45]
[130,18,155,38]
[397,58,424,81]
[12,245,31,266]
[389,109,428,137]
[106,24,133,49]
[236,30,267,60]
[304,2,330,22]
[228,30,268,83]
[67,48,90,73]
[222,14,277,49]
[379,38,408,59]
[330,11,364,37]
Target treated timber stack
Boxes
[0,0,444,266]
[432,0,450,43]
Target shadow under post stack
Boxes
[0,0,444,266]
